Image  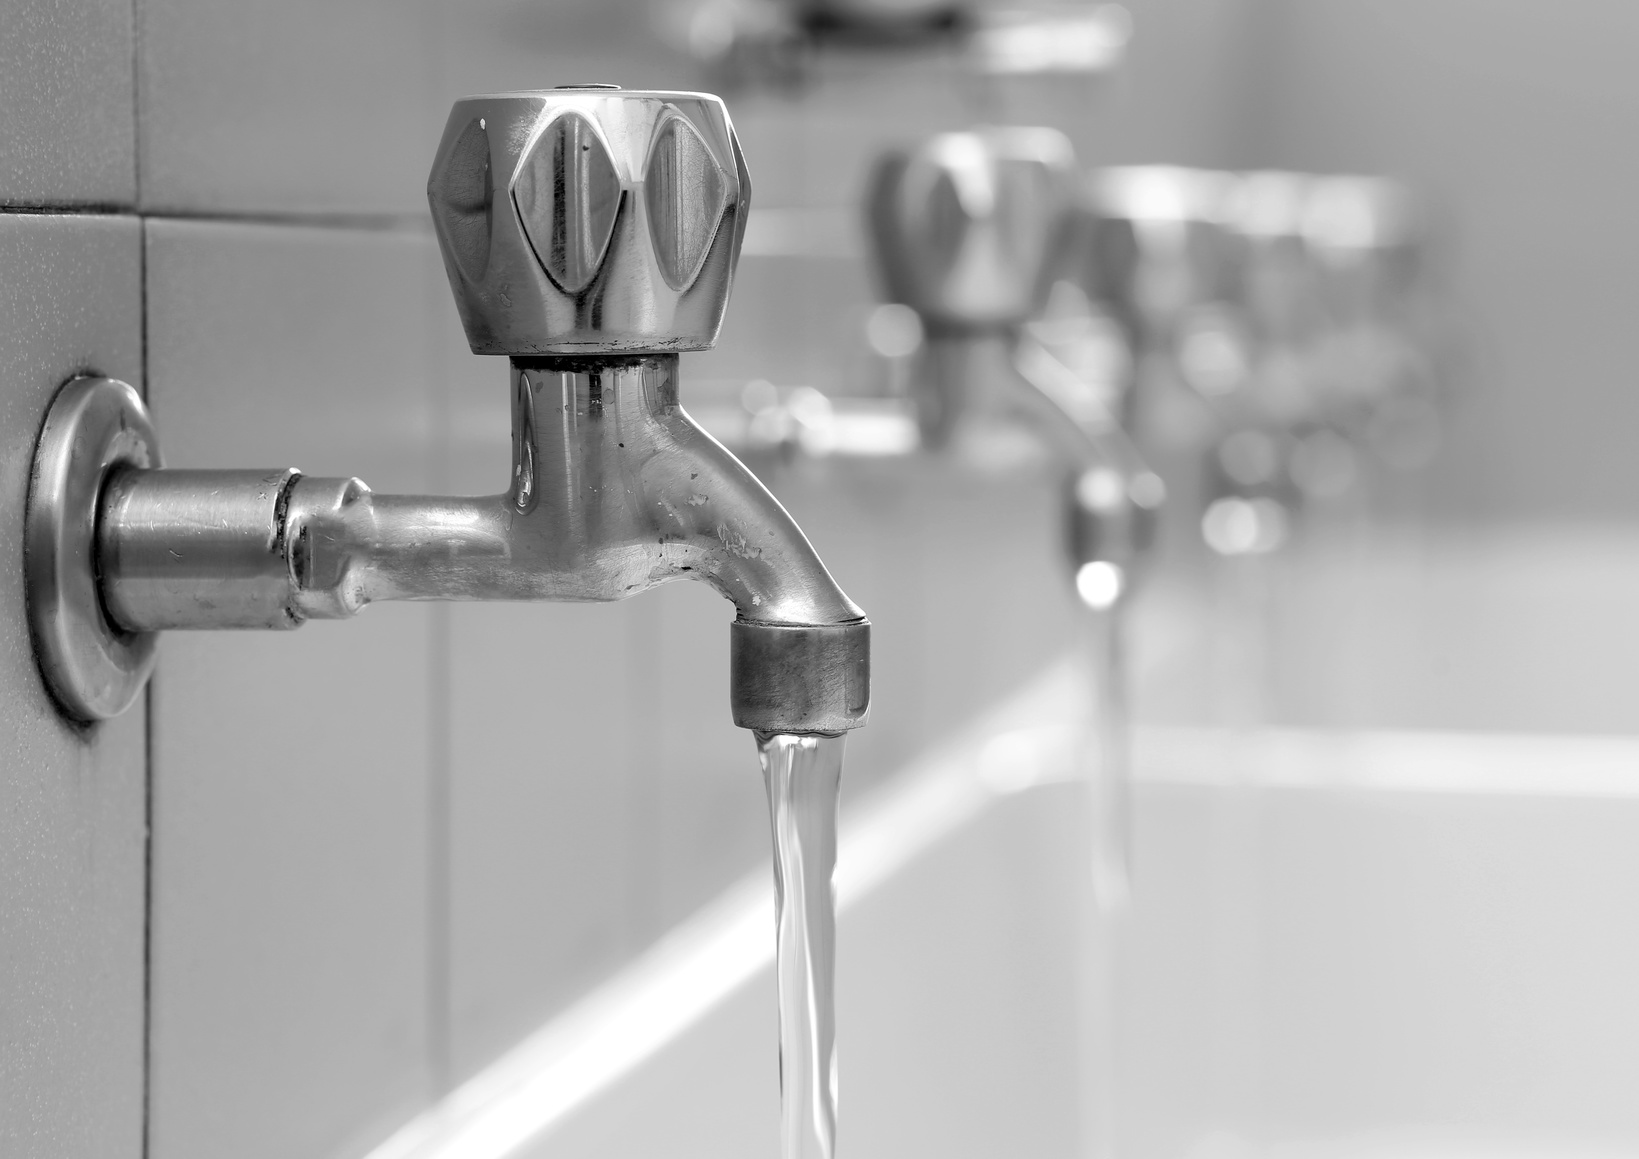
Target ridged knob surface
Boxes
[867,127,1075,333]
[428,88,750,355]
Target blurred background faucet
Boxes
[866,124,1162,905]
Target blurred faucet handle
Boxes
[428,85,751,355]
[867,125,1078,334]
[1074,165,1240,347]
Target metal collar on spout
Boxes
[26,88,869,735]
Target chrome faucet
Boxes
[28,87,870,736]
[1079,168,1438,556]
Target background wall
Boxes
[1234,0,1639,525]
[0,3,145,1155]
[2,1,1636,1157]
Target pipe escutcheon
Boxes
[27,377,162,721]
[730,619,870,733]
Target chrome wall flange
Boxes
[26,376,162,722]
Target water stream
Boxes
[1080,605,1132,912]
[758,731,846,1159]
[1079,604,1130,1159]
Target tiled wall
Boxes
[0,214,147,1158]
[0,3,146,1155]
[10,2,1634,1157]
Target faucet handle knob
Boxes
[428,86,751,356]
[867,127,1076,333]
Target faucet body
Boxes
[102,356,859,627]
[29,89,869,731]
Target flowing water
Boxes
[1079,604,1130,1159]
[1080,605,1132,912]
[757,731,846,1159]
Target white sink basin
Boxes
[368,661,1639,1159]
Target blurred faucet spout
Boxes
[279,356,862,626]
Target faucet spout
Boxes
[285,356,862,625]
[94,355,870,733]
[1007,334,1165,585]
[501,354,865,626]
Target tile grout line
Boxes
[130,0,142,213]
[426,262,455,1100]
[132,2,152,1147]
[138,207,432,233]
[137,212,154,1159]
[0,205,431,234]
[427,606,453,1098]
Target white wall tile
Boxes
[135,0,696,219]
[428,265,647,1084]
[144,220,439,1159]
[137,0,431,217]
[426,0,693,110]
[0,214,146,1157]
[648,579,770,933]
[446,599,652,1083]
[1257,790,1639,1142]
[767,456,947,792]
[432,287,722,1084]
[0,2,136,206]
[905,463,1082,733]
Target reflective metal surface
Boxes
[89,356,868,732]
[26,377,161,722]
[30,89,869,734]
[429,88,750,355]
[732,621,869,733]
[868,126,1075,335]
[100,468,301,631]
